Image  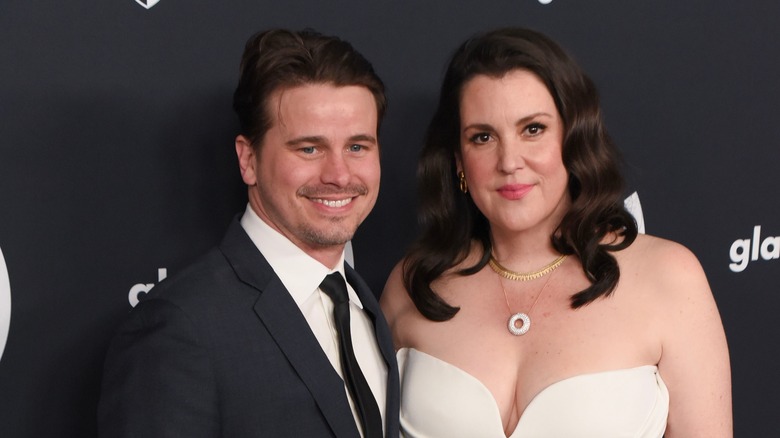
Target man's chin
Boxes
[300,228,356,248]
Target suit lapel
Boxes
[253,281,361,438]
[344,266,394,370]
[345,265,401,436]
[219,220,360,438]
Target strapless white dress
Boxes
[397,348,668,438]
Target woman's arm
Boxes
[654,241,732,437]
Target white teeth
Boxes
[314,198,352,208]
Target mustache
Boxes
[297,184,368,198]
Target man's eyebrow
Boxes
[286,136,327,146]
[348,134,378,144]
[286,134,378,146]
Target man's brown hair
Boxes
[232,29,386,149]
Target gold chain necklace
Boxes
[488,254,567,281]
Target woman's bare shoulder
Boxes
[618,233,704,275]
[615,233,713,315]
[621,236,732,435]
[380,259,414,323]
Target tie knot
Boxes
[320,272,349,305]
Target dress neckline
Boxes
[397,347,660,437]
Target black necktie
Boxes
[319,273,383,438]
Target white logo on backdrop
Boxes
[128,268,168,307]
[538,0,554,4]
[624,191,646,234]
[135,0,161,9]
[729,225,779,273]
[0,246,11,362]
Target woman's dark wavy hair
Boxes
[404,27,637,321]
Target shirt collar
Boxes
[240,204,363,309]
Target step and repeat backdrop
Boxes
[0,1,777,436]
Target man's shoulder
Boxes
[144,228,270,306]
[144,220,267,301]
[144,247,235,304]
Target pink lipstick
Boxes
[497,184,534,200]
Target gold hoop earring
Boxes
[458,171,468,193]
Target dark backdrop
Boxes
[1,1,777,436]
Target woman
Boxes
[381,28,731,437]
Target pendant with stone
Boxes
[508,312,531,336]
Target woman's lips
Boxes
[497,184,534,200]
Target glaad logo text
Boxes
[129,268,168,307]
[729,226,779,273]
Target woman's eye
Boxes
[470,133,492,144]
[525,123,546,136]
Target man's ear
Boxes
[235,135,257,186]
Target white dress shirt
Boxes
[240,205,387,436]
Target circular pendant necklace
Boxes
[492,254,567,336]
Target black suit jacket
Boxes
[98,219,400,437]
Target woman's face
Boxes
[457,69,570,238]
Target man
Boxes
[98,29,399,437]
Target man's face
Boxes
[237,84,380,263]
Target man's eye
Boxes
[300,146,316,154]
[348,144,364,152]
